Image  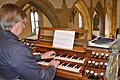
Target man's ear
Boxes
[10,24,16,33]
[10,25,14,30]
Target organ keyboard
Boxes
[37,60,82,73]
[32,44,88,80]
[33,52,86,64]
[52,54,85,64]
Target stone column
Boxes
[117,0,120,34]
[111,0,117,38]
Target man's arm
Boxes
[8,45,56,80]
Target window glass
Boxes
[30,9,39,35]
[79,13,83,28]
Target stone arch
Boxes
[16,0,60,27]
[74,0,92,39]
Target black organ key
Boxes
[44,59,52,62]
[62,62,68,66]
[59,62,64,65]
[78,57,81,60]
[55,54,61,57]
[66,55,73,58]
[72,56,79,59]
[60,54,67,57]
[75,65,80,69]
[76,57,80,60]
[67,64,75,68]
[79,57,84,60]
[59,54,63,57]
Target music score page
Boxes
[53,30,75,50]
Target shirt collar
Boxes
[0,29,19,40]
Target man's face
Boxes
[11,20,25,36]
[16,21,25,35]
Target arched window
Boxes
[30,8,39,35]
[78,13,83,28]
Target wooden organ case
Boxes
[24,27,110,80]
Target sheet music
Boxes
[53,30,75,50]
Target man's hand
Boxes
[49,59,60,68]
[40,51,55,59]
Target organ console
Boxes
[24,27,111,80]
[31,41,88,80]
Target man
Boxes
[0,3,60,80]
